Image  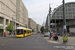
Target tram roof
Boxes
[17,27,26,29]
[26,28,32,30]
[17,27,32,30]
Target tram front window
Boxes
[17,29,23,35]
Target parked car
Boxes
[44,32,48,37]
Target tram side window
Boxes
[30,31,31,33]
[28,31,30,33]
[24,30,26,33]
[28,31,29,33]
[29,31,30,33]
[21,29,23,34]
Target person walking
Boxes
[40,31,41,35]
[4,32,6,37]
[49,31,52,40]
[48,31,50,40]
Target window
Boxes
[6,19,8,25]
[24,30,26,33]
[67,4,71,7]
[28,20,30,24]
[0,17,3,24]
[0,26,3,29]
[21,29,23,34]
[28,31,30,33]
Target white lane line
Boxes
[1,44,5,45]
[31,35,36,40]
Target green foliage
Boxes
[40,26,46,32]
[32,29,35,32]
[6,22,13,32]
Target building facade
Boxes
[36,24,41,32]
[45,14,51,31]
[28,18,36,31]
[0,0,28,35]
[52,2,75,19]
[45,4,51,31]
[50,2,75,34]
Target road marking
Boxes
[67,43,75,46]
[2,44,5,45]
[31,35,36,40]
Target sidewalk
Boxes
[0,35,15,38]
[44,36,75,46]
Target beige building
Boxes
[0,0,28,35]
[28,18,37,31]
[36,24,41,32]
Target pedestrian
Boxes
[53,30,58,40]
[40,31,41,35]
[48,31,50,40]
[9,32,11,35]
[49,31,52,40]
[4,32,6,37]
[14,31,16,35]
[51,30,53,37]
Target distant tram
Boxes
[16,27,32,37]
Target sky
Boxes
[22,0,75,25]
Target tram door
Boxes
[24,30,26,36]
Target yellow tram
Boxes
[27,29,32,36]
[16,27,32,37]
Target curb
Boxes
[44,37,75,46]
[0,35,15,38]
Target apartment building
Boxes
[36,24,41,32]
[0,0,28,35]
[28,18,37,31]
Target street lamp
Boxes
[62,0,68,43]
[55,16,56,32]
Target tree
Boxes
[6,22,13,32]
[40,26,46,33]
[32,29,35,32]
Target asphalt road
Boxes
[0,33,74,50]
